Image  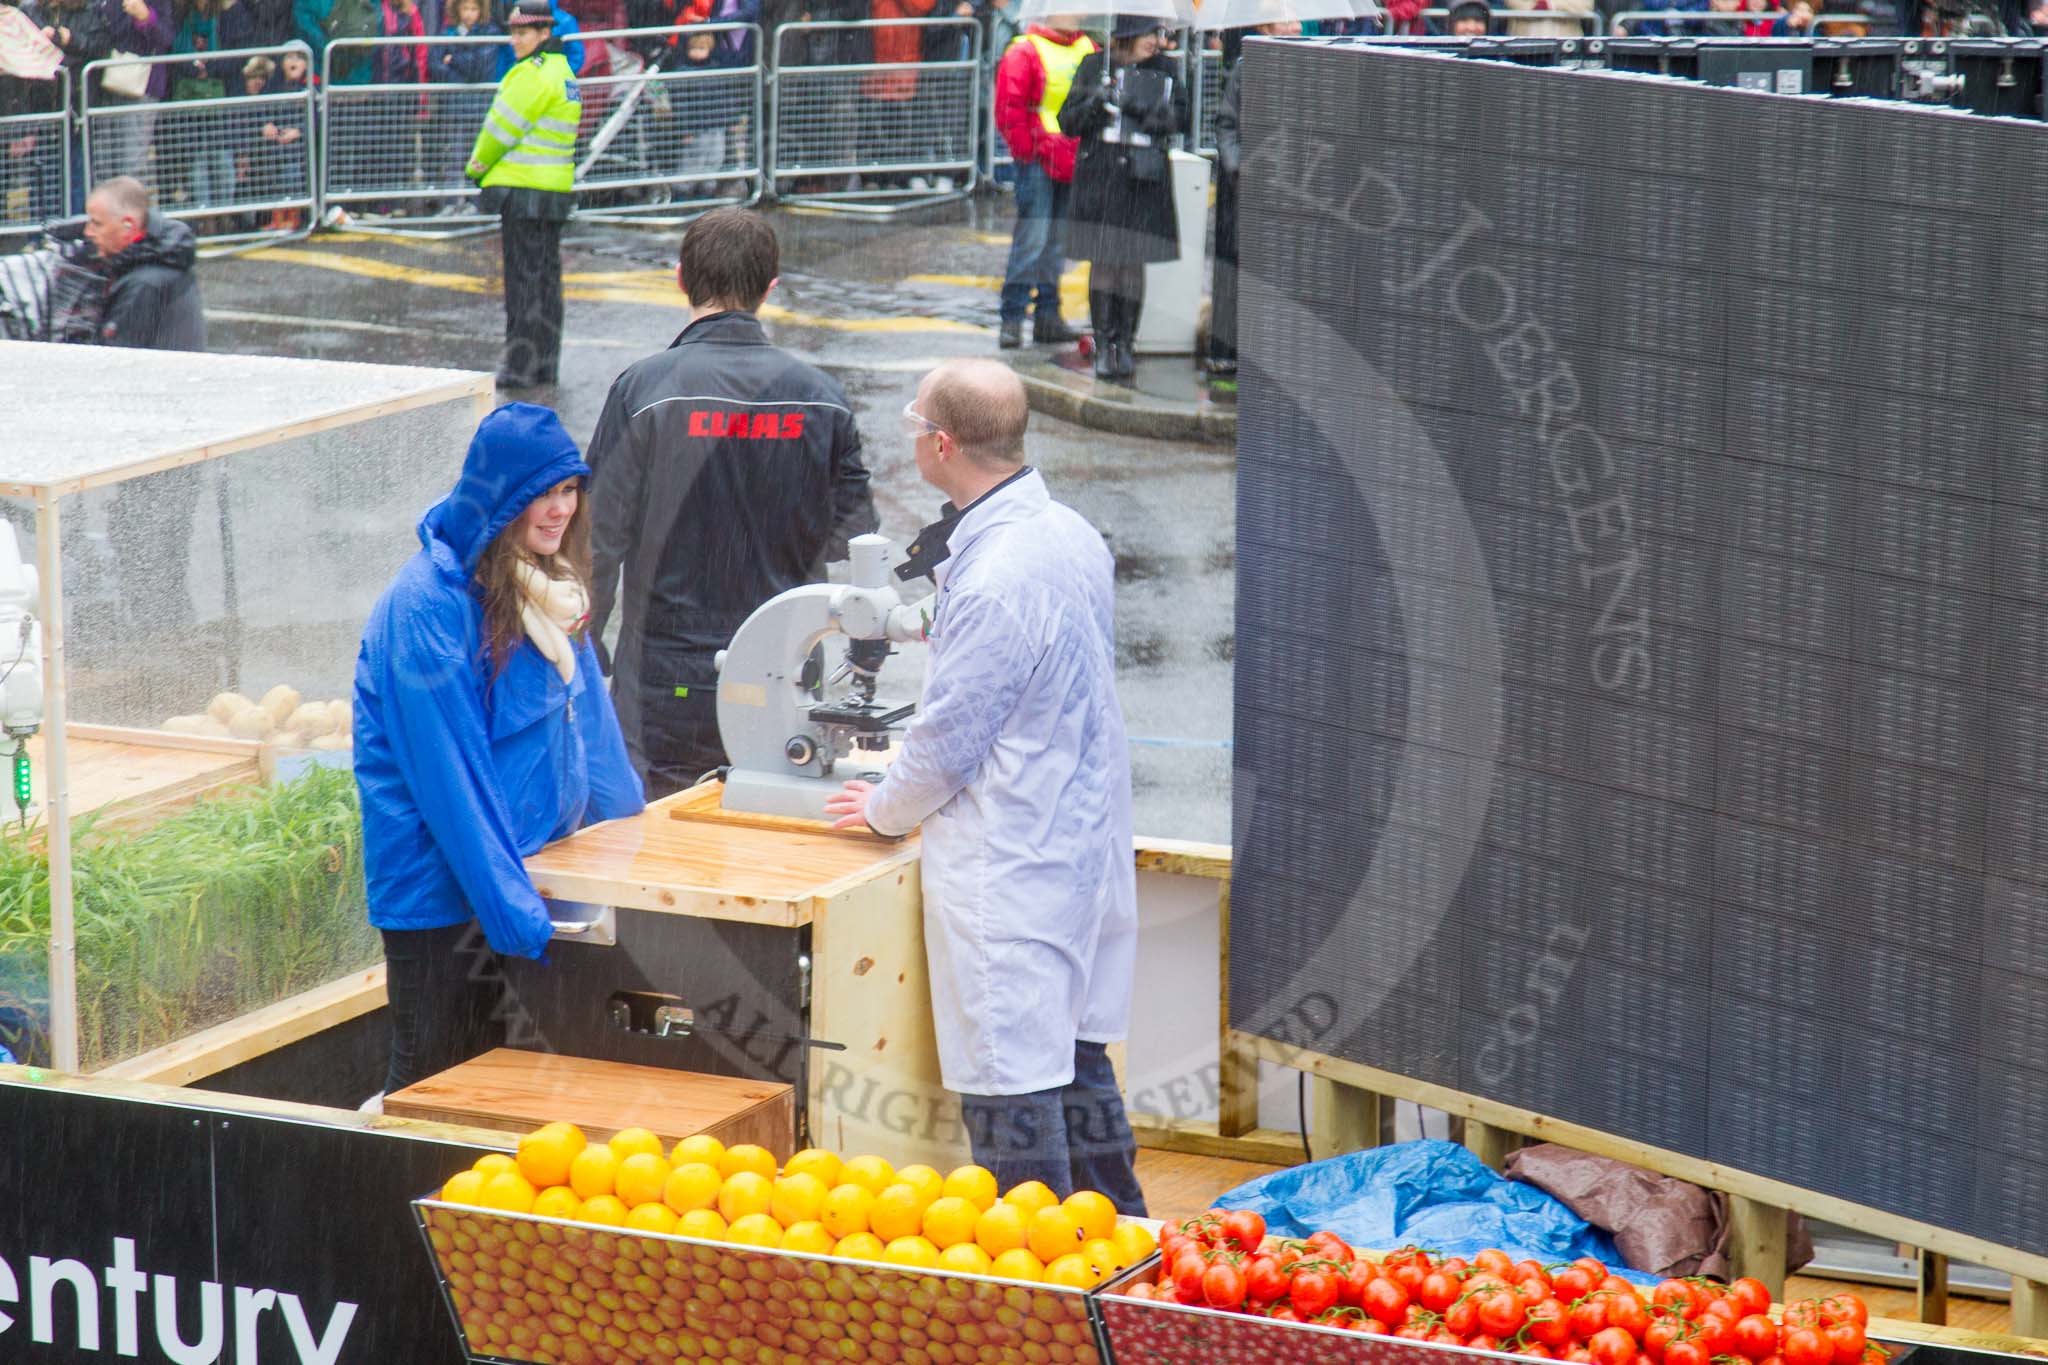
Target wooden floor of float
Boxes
[23,725,260,831]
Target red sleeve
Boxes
[995,38,1042,164]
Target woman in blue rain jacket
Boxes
[354,402,644,1094]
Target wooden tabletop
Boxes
[524,786,921,928]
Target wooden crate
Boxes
[384,1049,796,1160]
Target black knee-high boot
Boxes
[1118,291,1144,380]
[1089,286,1117,380]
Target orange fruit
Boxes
[937,1243,994,1276]
[921,1196,979,1250]
[440,1170,488,1206]
[625,1203,679,1234]
[575,1195,628,1227]
[839,1155,896,1195]
[781,1221,835,1255]
[883,1236,940,1269]
[832,1232,885,1263]
[614,1153,672,1209]
[974,1202,1029,1257]
[479,1171,538,1214]
[989,1248,1046,1283]
[516,1122,587,1189]
[1027,1206,1085,1264]
[942,1165,999,1212]
[568,1145,620,1200]
[1043,1253,1096,1289]
[1062,1190,1117,1242]
[718,1171,773,1222]
[726,1213,783,1248]
[1001,1180,1058,1216]
[770,1172,828,1228]
[472,1153,519,1178]
[895,1164,945,1205]
[783,1148,844,1187]
[1110,1221,1158,1265]
[662,1162,723,1215]
[819,1183,874,1239]
[1081,1237,1124,1280]
[670,1133,726,1169]
[719,1144,777,1180]
[869,1183,930,1242]
[607,1127,665,1162]
[677,1208,727,1241]
[532,1186,582,1220]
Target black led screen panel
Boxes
[1228,38,2048,1255]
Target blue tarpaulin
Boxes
[1215,1139,1659,1284]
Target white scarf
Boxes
[513,559,589,685]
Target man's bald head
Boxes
[920,359,1029,470]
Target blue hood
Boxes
[420,402,591,574]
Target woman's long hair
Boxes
[475,481,593,680]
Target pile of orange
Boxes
[436,1126,1157,1289]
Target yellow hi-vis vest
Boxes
[468,50,581,194]
[1024,31,1096,136]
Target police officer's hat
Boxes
[507,0,556,26]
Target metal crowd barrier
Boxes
[1608,8,1865,31]
[770,17,980,212]
[321,31,505,218]
[1192,44,1224,155]
[1418,7,1603,33]
[0,67,70,236]
[80,44,316,244]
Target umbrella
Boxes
[1015,0,1202,30]
[1195,0,1380,27]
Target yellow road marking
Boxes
[238,246,993,333]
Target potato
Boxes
[311,734,352,752]
[327,699,353,735]
[287,704,335,740]
[261,685,301,727]
[198,718,231,738]
[207,692,255,724]
[228,708,276,740]
[162,715,210,735]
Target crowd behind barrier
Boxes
[0,0,1981,237]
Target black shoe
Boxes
[1033,314,1080,345]
[998,318,1023,350]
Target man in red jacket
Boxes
[993,13,1092,349]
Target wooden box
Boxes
[384,1049,796,1160]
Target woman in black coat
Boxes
[1057,15,1188,382]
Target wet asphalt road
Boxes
[196,202,1236,843]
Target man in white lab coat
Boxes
[826,359,1144,1213]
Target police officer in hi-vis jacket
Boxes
[468,0,580,389]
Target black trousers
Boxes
[500,213,565,385]
[380,922,509,1095]
[1209,168,1239,366]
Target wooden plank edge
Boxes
[1134,836,1232,882]
[1237,1031,2048,1290]
[68,723,265,759]
[0,1062,521,1151]
[1868,1316,2048,1358]
[524,868,809,927]
[1128,1114,1305,1167]
[96,967,388,1087]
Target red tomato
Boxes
[1730,1279,1773,1318]
[1421,1271,1463,1312]
[1431,1328,1466,1347]
[1446,1296,1482,1337]
[1694,1313,1737,1357]
[1513,1278,1552,1305]
[1478,1290,1528,1337]
[1365,1278,1412,1328]
[1268,1303,1303,1323]
[1553,1267,1597,1303]
[1644,1319,1684,1362]
[1566,1351,1594,1364]
[1569,1297,1612,1341]
[1527,1298,1573,1349]
[1175,1283,1208,1307]
[1393,1263,1428,1293]
[1291,1267,1340,1319]
[1306,1231,1354,1265]
[1665,1342,1709,1365]
[1824,1296,1870,1329]
[1336,1263,1374,1311]
[1477,1250,1516,1277]
[1735,1314,1781,1359]
[1600,1277,1639,1299]
[1171,1250,1208,1300]
[1784,1302,1826,1330]
[1386,1246,1436,1275]
[1443,1258,1473,1277]
[1470,1333,1505,1354]
[1574,1258,1609,1279]
[1607,1292,1650,1339]
[1515,1261,1552,1286]
[1220,1210,1266,1256]
[1396,1323,1433,1341]
[1523,1346,1557,1359]
[1826,1321,1867,1365]
[1653,1281,1701,1321]
[1589,1327,1640,1365]
[1202,1260,1247,1311]
[1246,1254,1289,1305]
[1158,1228,1189,1261]
[1123,1281,1156,1300]
[1783,1327,1834,1365]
